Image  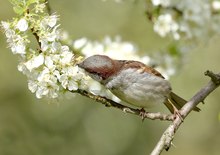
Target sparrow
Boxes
[78,55,200,114]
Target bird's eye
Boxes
[89,73,103,82]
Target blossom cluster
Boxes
[102,0,220,40]
[1,0,178,101]
[150,0,220,40]
[1,1,87,99]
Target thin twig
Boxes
[71,89,174,121]
[31,28,42,52]
[205,70,220,85]
[45,0,52,14]
[151,71,220,155]
[26,8,42,53]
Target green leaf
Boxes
[9,0,27,15]
[168,43,181,57]
[13,6,25,15]
[9,0,23,5]
[27,0,38,6]
[8,0,17,5]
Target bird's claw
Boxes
[139,108,146,121]
[173,106,184,122]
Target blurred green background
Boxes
[0,0,220,155]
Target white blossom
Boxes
[17,61,27,73]
[149,0,219,40]
[1,21,10,31]
[40,14,58,29]
[32,67,60,98]
[39,25,59,43]
[36,84,49,98]
[179,0,210,26]
[1,23,28,55]
[45,55,54,69]
[36,81,59,98]
[59,30,69,41]
[37,66,59,82]
[212,1,220,10]
[11,42,26,54]
[60,51,73,65]
[59,67,78,91]
[61,45,70,53]
[47,15,58,28]
[46,30,58,42]
[59,66,82,91]
[73,38,88,49]
[35,3,46,13]
[25,54,44,71]
[5,29,15,38]
[16,18,28,32]
[40,39,49,51]
[50,41,61,53]
[151,0,170,7]
[30,66,60,98]
[73,36,147,63]
[154,14,179,38]
[28,80,38,93]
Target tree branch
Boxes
[71,89,174,121]
[150,71,220,155]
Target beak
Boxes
[77,61,84,68]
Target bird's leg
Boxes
[168,99,184,122]
[139,108,147,121]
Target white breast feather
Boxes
[105,68,171,108]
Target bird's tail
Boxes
[164,92,200,114]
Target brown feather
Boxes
[118,60,164,79]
